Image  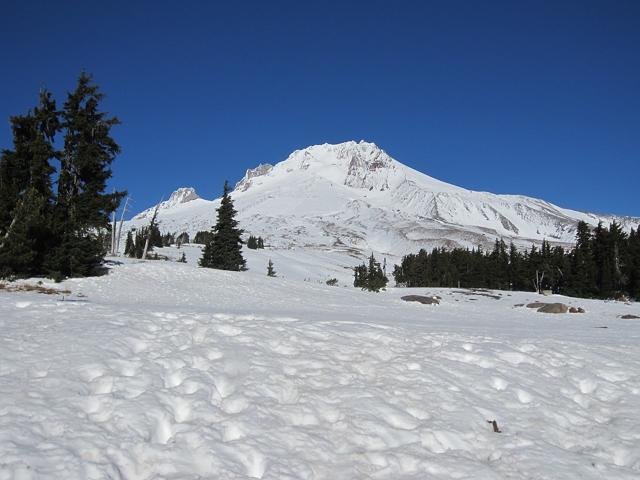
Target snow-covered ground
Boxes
[1,257,640,479]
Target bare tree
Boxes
[141,199,161,260]
[0,194,26,251]
[533,269,545,294]
[115,196,130,255]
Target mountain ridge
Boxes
[128,141,640,258]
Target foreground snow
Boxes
[1,260,640,479]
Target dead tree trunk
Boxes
[0,195,25,251]
[533,269,545,294]
[115,196,130,255]
[111,209,117,255]
[142,199,161,260]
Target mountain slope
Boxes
[128,141,639,258]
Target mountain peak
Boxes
[127,142,640,255]
[166,187,200,206]
[132,187,201,220]
[235,164,274,192]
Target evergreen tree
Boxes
[193,230,214,245]
[257,236,265,249]
[161,232,175,247]
[46,73,125,279]
[133,229,145,258]
[148,224,162,248]
[247,235,258,249]
[0,90,59,277]
[124,231,134,257]
[267,258,276,277]
[353,263,368,289]
[199,181,246,271]
[626,228,640,299]
[566,221,596,296]
[354,253,388,291]
[176,232,189,246]
[508,242,525,291]
[367,253,388,292]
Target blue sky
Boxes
[1,0,639,217]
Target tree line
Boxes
[0,73,124,280]
[393,221,640,300]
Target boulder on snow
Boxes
[526,302,548,309]
[620,314,640,320]
[537,303,569,314]
[569,307,585,314]
[401,295,440,305]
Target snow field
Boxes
[1,260,640,479]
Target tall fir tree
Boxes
[0,90,59,277]
[367,253,388,292]
[354,253,388,292]
[267,259,276,277]
[124,231,134,257]
[46,73,125,279]
[626,228,640,299]
[247,235,258,249]
[566,221,596,296]
[199,181,246,271]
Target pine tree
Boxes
[46,73,125,279]
[199,181,246,271]
[133,229,146,258]
[0,90,59,277]
[124,231,134,257]
[567,221,597,297]
[257,236,265,249]
[354,253,388,291]
[369,253,389,292]
[626,228,640,299]
[267,259,276,277]
[194,230,214,245]
[176,232,189,246]
[161,232,175,247]
[247,235,258,249]
[353,263,368,288]
[148,224,162,248]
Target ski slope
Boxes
[2,258,640,479]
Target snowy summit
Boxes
[127,141,640,257]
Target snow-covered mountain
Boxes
[128,141,639,258]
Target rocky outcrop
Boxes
[235,164,274,192]
[401,295,440,305]
[537,303,569,314]
[526,302,548,309]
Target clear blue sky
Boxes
[2,0,639,217]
